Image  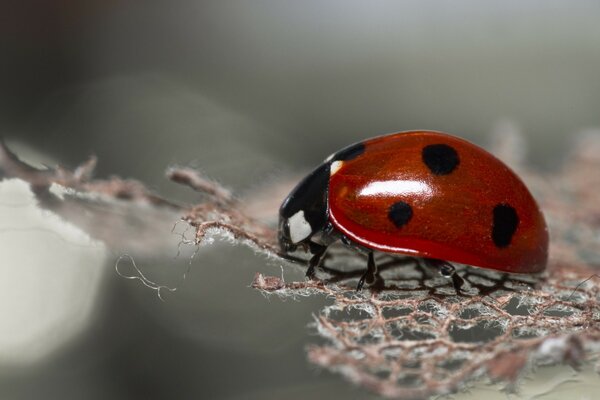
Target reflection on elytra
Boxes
[358,180,433,198]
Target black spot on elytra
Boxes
[492,204,519,248]
[422,144,460,175]
[331,142,366,161]
[388,201,413,228]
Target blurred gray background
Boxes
[1,1,600,399]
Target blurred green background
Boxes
[1,1,600,399]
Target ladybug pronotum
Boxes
[278,130,548,291]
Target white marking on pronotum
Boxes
[330,160,344,176]
[288,210,312,243]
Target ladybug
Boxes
[278,130,548,291]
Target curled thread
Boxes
[115,254,176,301]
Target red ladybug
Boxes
[278,130,548,291]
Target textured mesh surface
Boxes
[2,132,600,398]
[253,260,599,398]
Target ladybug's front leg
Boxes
[305,243,328,279]
[357,252,377,291]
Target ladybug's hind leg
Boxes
[423,258,465,294]
[357,252,377,291]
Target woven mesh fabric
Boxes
[2,132,599,398]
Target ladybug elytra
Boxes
[278,130,548,291]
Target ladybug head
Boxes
[278,162,331,253]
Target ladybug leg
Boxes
[440,262,465,293]
[424,258,465,293]
[305,243,328,279]
[357,252,377,291]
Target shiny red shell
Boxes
[328,131,548,273]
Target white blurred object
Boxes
[0,179,107,365]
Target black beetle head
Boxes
[278,162,330,253]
